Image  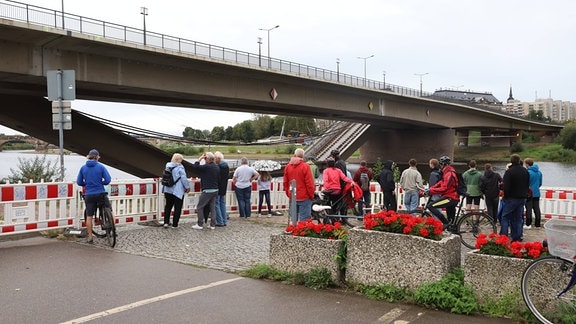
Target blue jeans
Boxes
[357,190,371,214]
[215,195,227,225]
[404,190,419,212]
[235,186,252,218]
[293,199,312,222]
[499,198,526,242]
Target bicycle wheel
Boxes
[456,212,496,249]
[522,256,576,324]
[103,207,116,248]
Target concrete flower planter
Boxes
[269,233,344,282]
[346,227,461,289]
[464,250,532,302]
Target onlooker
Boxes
[330,149,348,214]
[499,154,530,242]
[257,171,274,217]
[479,163,503,223]
[463,160,483,211]
[161,153,190,228]
[232,157,259,219]
[353,160,373,215]
[76,149,114,243]
[192,152,220,230]
[399,158,423,212]
[524,158,543,229]
[214,151,229,227]
[428,158,442,213]
[306,155,320,180]
[322,156,353,214]
[283,148,315,224]
[378,160,397,212]
[427,156,459,228]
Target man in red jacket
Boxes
[283,148,316,224]
[427,155,459,229]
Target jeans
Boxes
[499,198,526,242]
[403,190,420,212]
[525,197,542,227]
[295,199,312,221]
[215,195,227,225]
[235,186,252,218]
[258,189,272,214]
[357,190,371,214]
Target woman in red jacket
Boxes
[322,157,353,214]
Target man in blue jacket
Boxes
[524,157,543,229]
[76,149,113,244]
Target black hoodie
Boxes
[378,160,395,191]
[480,170,503,199]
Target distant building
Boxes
[432,89,502,105]
[503,86,576,122]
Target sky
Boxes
[4,0,576,136]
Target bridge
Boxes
[0,1,562,177]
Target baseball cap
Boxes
[88,149,99,156]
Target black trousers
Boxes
[164,193,184,227]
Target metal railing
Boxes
[0,0,428,97]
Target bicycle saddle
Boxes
[312,204,332,212]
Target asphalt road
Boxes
[0,233,516,324]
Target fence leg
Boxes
[289,179,297,226]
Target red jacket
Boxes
[353,166,373,183]
[322,167,351,193]
[283,157,315,201]
[429,165,459,201]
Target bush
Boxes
[304,268,334,290]
[359,283,409,302]
[7,155,61,183]
[510,142,524,153]
[559,122,576,150]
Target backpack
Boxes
[360,172,370,191]
[161,166,180,187]
[451,171,467,197]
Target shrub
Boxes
[359,283,409,302]
[510,142,524,153]
[304,268,334,290]
[7,155,61,183]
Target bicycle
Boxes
[402,194,497,249]
[521,219,576,324]
[81,192,116,248]
[310,189,362,228]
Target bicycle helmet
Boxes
[330,149,340,157]
[439,156,451,165]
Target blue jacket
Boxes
[162,162,190,198]
[527,164,543,198]
[76,159,111,195]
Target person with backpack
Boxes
[479,163,503,223]
[425,155,459,229]
[353,160,373,215]
[162,153,190,228]
[378,160,397,212]
[463,160,483,211]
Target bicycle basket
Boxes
[544,219,576,260]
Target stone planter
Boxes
[346,227,461,289]
[464,250,532,302]
[269,233,344,282]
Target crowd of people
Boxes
[76,146,541,243]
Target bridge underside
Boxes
[0,94,198,178]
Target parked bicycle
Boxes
[81,193,116,248]
[310,188,363,228]
[402,194,497,249]
[521,219,576,323]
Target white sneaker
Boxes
[523,225,532,229]
[267,213,272,218]
[163,223,169,228]
[257,214,262,218]
[209,226,216,230]
[192,224,203,230]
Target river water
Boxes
[0,151,574,188]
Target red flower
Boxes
[419,228,429,237]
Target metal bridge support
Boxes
[359,128,455,164]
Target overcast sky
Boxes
[5,0,576,136]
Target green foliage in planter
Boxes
[334,235,348,272]
[413,267,479,315]
[304,268,334,290]
[480,290,531,322]
[359,283,410,302]
[240,263,277,279]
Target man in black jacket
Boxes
[378,160,397,212]
[479,163,502,223]
[499,154,529,242]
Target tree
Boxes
[559,122,576,150]
[7,155,61,183]
[211,126,226,141]
[233,121,255,143]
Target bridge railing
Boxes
[1,177,575,238]
[0,0,428,97]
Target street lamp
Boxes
[257,37,263,67]
[383,70,386,89]
[61,0,65,28]
[140,7,148,45]
[336,58,340,82]
[259,25,280,68]
[414,72,429,96]
[357,54,374,85]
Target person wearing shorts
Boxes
[76,149,113,243]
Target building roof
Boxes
[432,89,502,104]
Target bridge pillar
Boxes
[360,129,455,164]
[456,130,469,147]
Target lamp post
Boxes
[61,0,65,28]
[414,72,429,96]
[140,7,148,45]
[357,54,374,85]
[257,37,263,67]
[383,70,386,89]
[336,58,340,82]
[259,25,280,68]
